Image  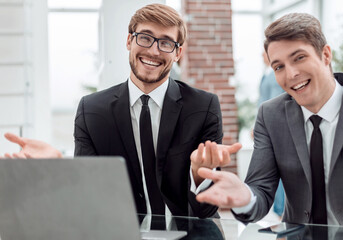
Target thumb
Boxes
[4,133,26,147]
[228,143,242,154]
[198,167,220,182]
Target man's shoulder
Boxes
[262,92,290,107]
[82,81,127,102]
[172,79,217,99]
[259,92,293,116]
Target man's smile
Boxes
[139,57,162,67]
[291,79,310,91]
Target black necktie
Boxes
[309,115,327,224]
[139,95,165,215]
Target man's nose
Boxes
[147,41,160,55]
[286,65,300,80]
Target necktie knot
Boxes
[310,115,322,129]
[140,95,150,106]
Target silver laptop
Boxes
[0,157,186,240]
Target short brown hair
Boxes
[264,13,327,57]
[128,4,187,46]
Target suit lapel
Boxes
[285,99,312,187]
[156,79,182,186]
[330,89,343,175]
[111,81,143,185]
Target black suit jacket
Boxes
[74,78,222,218]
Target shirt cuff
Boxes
[189,168,215,195]
[231,184,256,214]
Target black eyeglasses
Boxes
[132,32,180,53]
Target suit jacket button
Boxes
[139,193,143,198]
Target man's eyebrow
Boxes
[139,29,154,35]
[270,49,306,67]
[270,59,280,67]
[139,29,176,42]
[289,49,306,58]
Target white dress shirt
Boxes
[233,79,343,226]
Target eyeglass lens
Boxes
[136,33,176,53]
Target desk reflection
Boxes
[138,214,343,240]
[138,214,224,239]
[277,225,343,240]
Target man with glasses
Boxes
[71,3,239,219]
[72,3,239,219]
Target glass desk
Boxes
[138,214,343,240]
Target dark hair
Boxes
[264,13,327,57]
[128,4,187,46]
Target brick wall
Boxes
[181,0,238,173]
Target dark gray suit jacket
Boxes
[73,78,222,218]
[235,73,343,224]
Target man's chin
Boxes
[137,77,161,84]
[134,71,170,84]
[130,60,171,84]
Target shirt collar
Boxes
[128,78,169,108]
[301,78,343,123]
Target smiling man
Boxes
[72,3,231,220]
[195,13,343,226]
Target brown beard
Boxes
[129,56,171,84]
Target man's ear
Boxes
[126,34,132,50]
[174,46,183,62]
[322,44,332,65]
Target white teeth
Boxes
[293,80,309,90]
[141,58,160,66]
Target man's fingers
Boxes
[220,149,230,166]
[191,143,204,165]
[196,189,217,204]
[24,152,32,158]
[210,142,220,166]
[196,143,204,163]
[4,153,13,159]
[197,167,221,182]
[205,141,212,163]
[4,133,25,147]
[228,143,242,154]
[13,152,27,159]
[3,152,27,159]
[196,188,232,208]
